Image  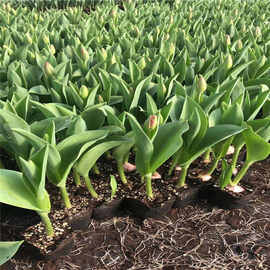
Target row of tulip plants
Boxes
[0,0,270,244]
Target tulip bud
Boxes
[225,54,233,70]
[25,33,32,44]
[28,51,35,62]
[79,85,89,99]
[3,45,13,55]
[162,83,167,95]
[80,46,89,61]
[197,75,207,93]
[44,61,54,76]
[101,48,107,60]
[255,26,261,37]
[138,57,146,70]
[170,15,174,25]
[144,115,158,139]
[98,95,104,103]
[148,115,157,130]
[260,84,269,92]
[236,40,243,50]
[226,35,231,46]
[111,8,117,18]
[50,45,56,55]
[259,55,266,67]
[169,43,175,56]
[43,35,50,45]
[110,54,117,65]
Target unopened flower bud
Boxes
[50,45,55,55]
[28,51,35,61]
[226,35,231,46]
[259,55,266,67]
[44,61,54,76]
[156,27,160,36]
[101,48,107,60]
[170,15,174,25]
[148,115,158,130]
[162,83,167,94]
[255,26,261,37]
[3,45,13,54]
[111,8,117,18]
[225,54,233,70]
[138,57,146,70]
[79,85,89,99]
[25,33,32,44]
[236,40,243,50]
[43,35,50,45]
[169,43,175,56]
[197,75,207,93]
[80,46,89,61]
[110,54,116,65]
[98,95,104,103]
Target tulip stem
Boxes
[207,157,220,176]
[117,161,128,184]
[38,212,54,237]
[145,173,153,199]
[85,175,98,198]
[73,168,81,187]
[203,149,211,163]
[176,164,189,188]
[231,161,252,187]
[168,153,179,175]
[59,186,71,209]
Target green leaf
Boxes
[0,241,24,266]
[76,139,126,178]
[129,74,152,111]
[178,125,245,166]
[150,120,189,172]
[127,113,153,176]
[0,169,40,211]
[244,127,270,164]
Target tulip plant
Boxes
[1,1,270,262]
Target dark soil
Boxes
[1,154,270,270]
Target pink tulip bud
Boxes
[148,115,158,130]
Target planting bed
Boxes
[0,0,270,269]
[1,153,270,269]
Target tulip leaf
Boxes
[0,241,24,266]
[127,113,154,176]
[244,126,270,164]
[150,120,189,172]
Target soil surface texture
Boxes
[1,154,270,270]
